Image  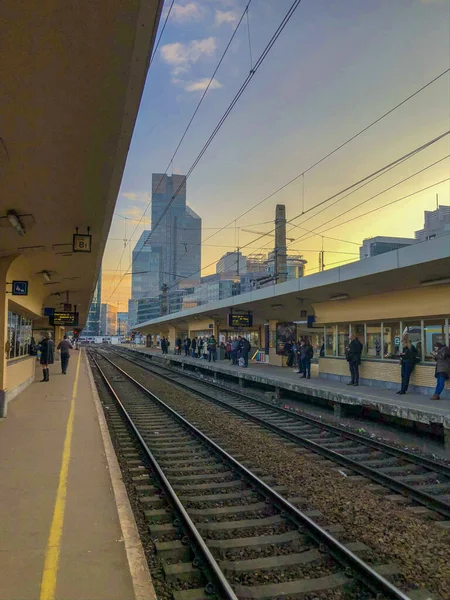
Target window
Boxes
[383,322,401,358]
[325,325,336,356]
[402,321,423,360]
[338,324,349,357]
[423,319,446,361]
[351,323,365,355]
[366,323,382,359]
[7,311,32,359]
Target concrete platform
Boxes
[0,350,153,600]
[122,345,450,444]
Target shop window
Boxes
[366,323,382,359]
[383,322,401,358]
[7,311,32,359]
[423,320,446,361]
[338,324,349,357]
[325,325,336,356]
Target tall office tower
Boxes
[148,174,201,287]
[82,267,102,336]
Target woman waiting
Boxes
[431,343,450,400]
[39,332,54,382]
[397,336,418,395]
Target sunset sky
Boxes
[102,0,450,309]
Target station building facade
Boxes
[134,234,450,398]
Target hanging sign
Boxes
[73,233,92,253]
[49,312,79,326]
[228,313,253,328]
[12,280,28,296]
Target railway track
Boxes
[109,347,450,522]
[91,349,414,600]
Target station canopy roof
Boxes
[134,234,450,332]
[0,0,163,325]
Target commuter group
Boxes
[344,332,450,400]
[160,334,252,367]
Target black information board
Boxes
[228,313,253,328]
[49,312,79,326]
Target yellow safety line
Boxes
[40,350,82,600]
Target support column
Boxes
[268,319,282,366]
[0,282,8,417]
[168,325,178,352]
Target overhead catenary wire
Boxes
[106,0,304,303]
[171,68,450,267]
[104,1,254,298]
[287,153,450,248]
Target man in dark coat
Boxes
[39,332,54,382]
[346,334,363,386]
[57,335,73,375]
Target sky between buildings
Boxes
[101,0,450,309]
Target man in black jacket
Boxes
[346,334,363,386]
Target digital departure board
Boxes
[49,312,79,326]
[228,313,253,328]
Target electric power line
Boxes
[169,68,450,269]
[106,0,304,303]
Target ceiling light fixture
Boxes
[420,277,450,287]
[7,210,25,236]
[42,271,51,283]
[330,294,349,301]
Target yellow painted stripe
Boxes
[40,351,82,600]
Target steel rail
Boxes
[97,350,412,600]
[113,348,450,519]
[92,354,239,600]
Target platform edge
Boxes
[85,350,157,600]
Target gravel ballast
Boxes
[109,355,450,599]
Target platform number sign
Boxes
[73,233,92,253]
[12,280,28,296]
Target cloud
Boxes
[215,9,238,26]
[161,37,218,76]
[170,2,206,22]
[120,192,151,205]
[184,78,223,92]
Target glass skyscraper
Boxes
[82,267,102,336]
[130,174,201,325]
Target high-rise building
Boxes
[100,303,117,336]
[130,174,201,326]
[82,267,102,336]
[117,312,128,336]
[148,173,201,286]
[216,251,247,276]
[360,236,416,259]
[415,205,450,241]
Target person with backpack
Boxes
[299,339,314,379]
[240,337,251,368]
[207,335,217,362]
[431,343,450,400]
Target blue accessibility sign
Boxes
[12,280,28,296]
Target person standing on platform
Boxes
[299,339,314,379]
[39,332,54,382]
[397,336,418,395]
[207,335,217,362]
[346,333,363,386]
[160,337,168,355]
[231,337,239,365]
[241,337,251,368]
[191,337,197,357]
[184,337,191,356]
[431,343,450,400]
[57,335,73,375]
